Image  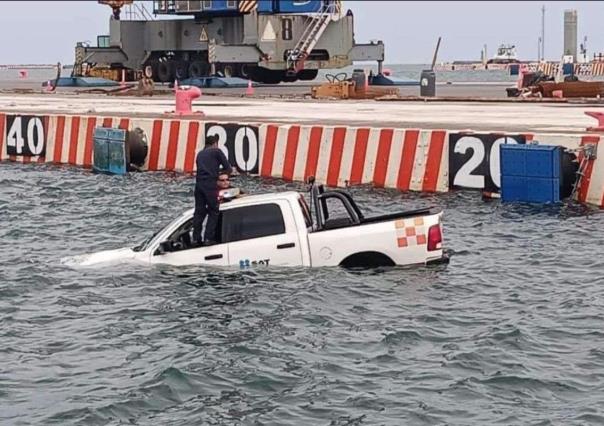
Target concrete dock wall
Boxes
[0,112,602,208]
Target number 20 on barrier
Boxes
[449,134,524,190]
[5,115,46,157]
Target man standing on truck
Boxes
[193,135,232,246]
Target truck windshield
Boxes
[132,215,183,252]
[132,229,161,252]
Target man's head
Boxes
[217,172,230,190]
[205,134,218,148]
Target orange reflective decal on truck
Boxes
[395,218,427,248]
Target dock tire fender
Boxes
[339,251,395,269]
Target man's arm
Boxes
[217,149,233,175]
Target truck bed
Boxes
[320,207,441,231]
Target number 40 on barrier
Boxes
[6,115,46,157]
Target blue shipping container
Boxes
[501,176,560,203]
[500,144,562,203]
[257,0,273,13]
[93,127,127,175]
[500,144,560,178]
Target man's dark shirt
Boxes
[195,147,232,185]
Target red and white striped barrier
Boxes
[259,125,448,192]
[1,112,603,208]
[0,113,129,165]
[130,117,204,173]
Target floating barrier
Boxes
[41,77,119,88]
[174,76,253,89]
[0,112,602,208]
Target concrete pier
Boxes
[0,92,603,135]
[0,90,603,208]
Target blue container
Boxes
[501,176,560,203]
[274,0,323,13]
[501,144,560,177]
[562,62,574,75]
[93,127,127,175]
[257,0,274,13]
[509,64,520,76]
[500,144,562,203]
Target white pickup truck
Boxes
[66,183,447,268]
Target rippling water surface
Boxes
[1,163,604,425]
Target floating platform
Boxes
[369,74,418,87]
[42,77,119,88]
[174,77,256,89]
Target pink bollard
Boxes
[172,85,203,116]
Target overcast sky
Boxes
[0,1,602,64]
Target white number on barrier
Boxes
[234,127,258,172]
[453,136,485,188]
[7,116,25,154]
[489,137,518,188]
[206,125,228,158]
[26,117,45,156]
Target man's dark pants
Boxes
[193,180,219,244]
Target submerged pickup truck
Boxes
[66,183,447,268]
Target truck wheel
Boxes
[188,61,208,78]
[174,61,189,80]
[340,252,395,268]
[222,65,234,78]
[239,64,251,79]
[156,60,174,83]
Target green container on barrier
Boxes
[93,127,127,175]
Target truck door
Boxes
[148,218,229,267]
[222,201,303,268]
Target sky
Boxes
[0,1,603,65]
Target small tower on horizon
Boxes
[564,9,578,61]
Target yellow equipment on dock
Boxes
[311,72,399,100]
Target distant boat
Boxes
[487,44,520,64]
